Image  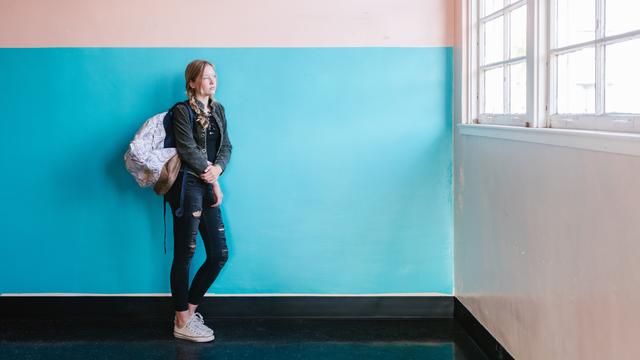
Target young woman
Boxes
[166,60,232,342]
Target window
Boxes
[475,0,529,126]
[468,0,640,133]
[549,0,640,132]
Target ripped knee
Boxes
[219,247,229,267]
[186,238,196,255]
[191,210,202,218]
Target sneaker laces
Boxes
[192,312,213,334]
[193,312,205,325]
[186,315,209,336]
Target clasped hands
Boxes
[201,162,222,184]
[201,162,223,207]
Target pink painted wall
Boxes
[1,0,454,47]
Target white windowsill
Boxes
[457,124,640,157]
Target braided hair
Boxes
[184,59,216,129]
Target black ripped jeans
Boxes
[166,171,229,312]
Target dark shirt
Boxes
[206,112,222,164]
[171,98,232,175]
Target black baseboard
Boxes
[454,298,515,360]
[0,295,452,320]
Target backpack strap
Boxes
[179,100,196,129]
[174,170,189,218]
[163,101,197,148]
[175,100,196,129]
[163,195,167,254]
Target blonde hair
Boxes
[184,59,216,128]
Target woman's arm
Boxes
[173,103,209,174]
[211,181,223,207]
[213,104,233,174]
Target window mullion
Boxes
[595,43,605,115]
[481,56,527,70]
[470,0,479,123]
[595,0,606,114]
[478,1,485,117]
[548,0,558,118]
[529,0,545,127]
[504,5,511,114]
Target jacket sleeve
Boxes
[214,104,233,174]
[172,103,209,174]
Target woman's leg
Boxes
[187,205,229,307]
[167,174,205,321]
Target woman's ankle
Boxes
[175,310,191,327]
[187,303,198,316]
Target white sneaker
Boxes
[173,313,215,342]
[174,313,214,336]
[193,312,214,336]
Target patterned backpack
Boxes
[124,102,195,195]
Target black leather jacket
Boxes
[172,100,232,175]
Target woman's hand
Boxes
[201,163,222,184]
[211,181,223,207]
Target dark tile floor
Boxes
[0,318,488,360]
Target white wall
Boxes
[454,132,640,359]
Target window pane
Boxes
[606,39,640,113]
[557,48,595,114]
[484,67,504,114]
[510,62,526,114]
[606,0,640,36]
[484,0,504,16]
[556,0,595,47]
[483,16,504,64]
[510,5,526,58]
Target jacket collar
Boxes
[194,98,215,113]
[194,98,223,129]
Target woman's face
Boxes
[192,65,217,98]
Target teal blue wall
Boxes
[0,48,452,294]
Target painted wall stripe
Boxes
[1,0,453,47]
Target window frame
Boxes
[471,0,533,127]
[548,0,640,132]
[467,0,640,134]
